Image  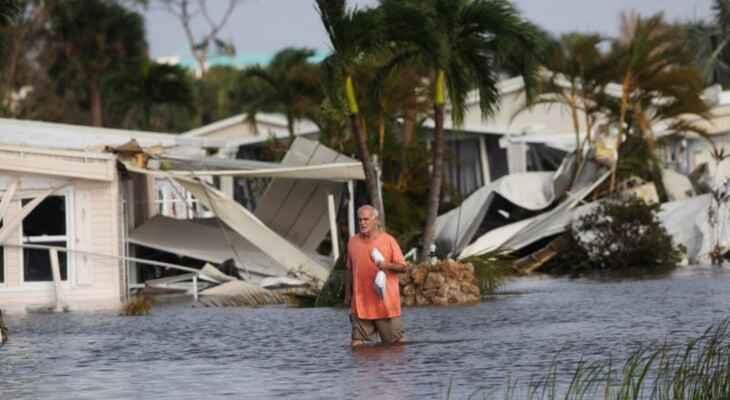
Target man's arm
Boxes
[378,261,408,272]
[378,236,408,273]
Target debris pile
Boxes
[398,260,480,306]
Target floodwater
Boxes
[3,265,730,399]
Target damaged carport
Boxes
[434,151,610,259]
[124,137,365,300]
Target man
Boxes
[345,205,408,346]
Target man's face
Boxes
[358,208,378,235]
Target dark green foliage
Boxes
[238,47,323,135]
[544,196,683,276]
[0,0,19,26]
[48,0,147,126]
[314,256,347,307]
[105,61,194,131]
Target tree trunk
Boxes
[286,112,295,141]
[610,74,631,192]
[90,79,104,127]
[398,106,417,187]
[350,113,385,223]
[419,103,445,263]
[569,93,582,188]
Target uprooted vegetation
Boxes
[121,295,152,316]
[543,195,684,276]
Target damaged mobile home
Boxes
[431,75,730,269]
[0,118,362,312]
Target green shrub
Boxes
[314,256,347,307]
[544,195,682,276]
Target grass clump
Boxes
[121,295,152,316]
[457,321,730,399]
[462,251,515,294]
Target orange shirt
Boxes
[347,232,405,320]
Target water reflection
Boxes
[2,267,730,399]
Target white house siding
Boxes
[0,154,123,313]
[692,132,730,180]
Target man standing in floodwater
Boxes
[345,205,408,346]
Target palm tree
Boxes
[238,47,323,137]
[48,0,146,127]
[608,13,711,191]
[0,0,19,26]
[513,33,612,179]
[316,0,386,220]
[679,0,730,88]
[106,60,195,130]
[381,0,543,261]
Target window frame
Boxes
[19,189,75,287]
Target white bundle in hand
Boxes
[374,270,386,299]
[370,248,385,265]
[371,248,386,298]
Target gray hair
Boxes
[357,204,379,218]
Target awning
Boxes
[129,215,288,278]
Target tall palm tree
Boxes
[239,47,323,137]
[608,13,711,191]
[381,0,543,261]
[513,33,612,179]
[48,0,146,127]
[316,0,385,220]
[106,60,194,130]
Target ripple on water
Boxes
[2,267,730,399]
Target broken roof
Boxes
[0,118,225,151]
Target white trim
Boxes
[478,136,491,184]
[19,189,75,286]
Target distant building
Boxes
[156,51,328,77]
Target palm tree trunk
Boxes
[569,93,582,187]
[378,113,385,157]
[419,103,445,263]
[350,113,384,221]
[398,105,417,187]
[610,74,631,192]
[286,113,295,141]
[345,75,385,222]
[90,79,104,127]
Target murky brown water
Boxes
[2,265,730,399]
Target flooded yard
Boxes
[3,265,730,399]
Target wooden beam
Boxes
[0,177,20,223]
[327,193,340,264]
[49,248,64,312]
[0,183,69,243]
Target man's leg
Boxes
[374,317,405,344]
[350,314,376,347]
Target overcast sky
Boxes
[144,0,715,57]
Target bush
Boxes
[314,256,347,307]
[544,195,683,276]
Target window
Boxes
[22,195,69,282]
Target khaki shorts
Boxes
[350,314,404,344]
